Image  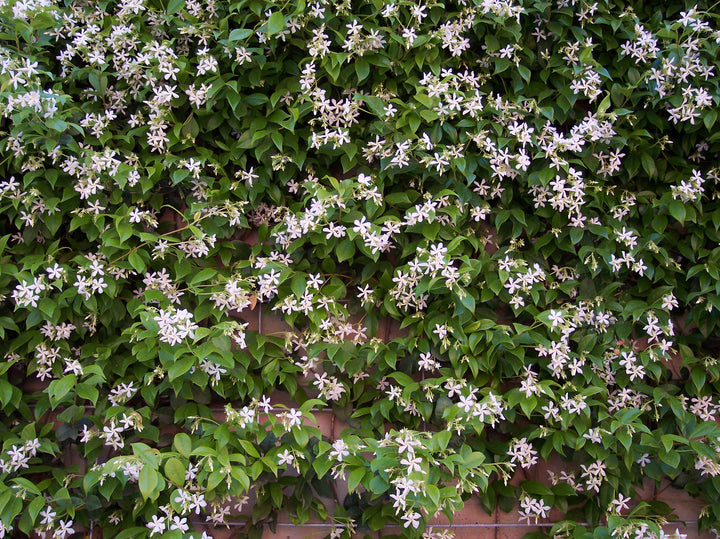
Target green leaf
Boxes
[457,289,475,312]
[116,528,148,539]
[348,467,366,493]
[138,465,158,499]
[0,379,15,407]
[641,153,656,178]
[49,374,76,407]
[11,478,41,497]
[238,440,260,458]
[313,456,333,478]
[659,449,680,469]
[116,221,133,243]
[207,470,224,491]
[355,58,369,81]
[291,273,306,298]
[76,383,99,405]
[522,480,553,496]
[294,426,309,447]
[520,396,537,419]
[690,421,720,440]
[18,495,44,534]
[229,28,253,41]
[518,63,531,83]
[168,355,195,381]
[189,268,216,285]
[128,251,146,273]
[167,0,184,13]
[704,109,717,130]
[164,458,186,486]
[174,433,192,458]
[336,239,355,262]
[669,200,685,224]
[267,12,285,35]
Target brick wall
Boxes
[34,232,713,538]
[211,303,711,538]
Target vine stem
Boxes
[107,214,207,267]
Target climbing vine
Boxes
[1,0,720,538]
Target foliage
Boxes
[0,0,720,537]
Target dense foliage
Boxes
[1,0,720,537]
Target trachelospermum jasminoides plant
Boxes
[1,0,720,537]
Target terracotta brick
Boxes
[261,526,322,539]
[330,414,351,440]
[663,349,684,380]
[381,317,409,341]
[259,306,294,336]
[653,480,707,524]
[658,523,699,538]
[192,525,234,539]
[633,477,657,501]
[62,443,86,472]
[22,377,50,394]
[241,228,261,245]
[482,224,499,256]
[429,496,496,525]
[227,295,259,332]
[313,410,334,438]
[266,391,300,408]
[439,527,496,539]
[495,524,545,539]
[494,504,524,526]
[262,523,376,539]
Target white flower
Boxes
[357,173,372,185]
[278,449,294,466]
[146,515,166,536]
[258,395,272,413]
[458,395,475,412]
[129,207,143,223]
[153,308,198,345]
[433,323,448,339]
[548,309,564,327]
[40,507,56,525]
[46,264,65,280]
[518,495,550,524]
[307,273,323,289]
[329,439,350,462]
[608,493,631,514]
[286,408,302,428]
[169,516,189,533]
[401,511,421,529]
[353,216,371,235]
[53,520,74,539]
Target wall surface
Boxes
[188,303,712,539]
[32,232,713,539]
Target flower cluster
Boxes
[153,308,199,345]
[1,0,720,537]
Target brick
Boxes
[226,294,259,332]
[193,525,233,539]
[439,527,496,539]
[240,228,260,245]
[62,444,87,473]
[429,505,496,526]
[381,317,409,341]
[496,524,545,539]
[663,349,684,380]
[259,305,294,336]
[313,410,334,438]
[653,480,706,523]
[262,523,365,539]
